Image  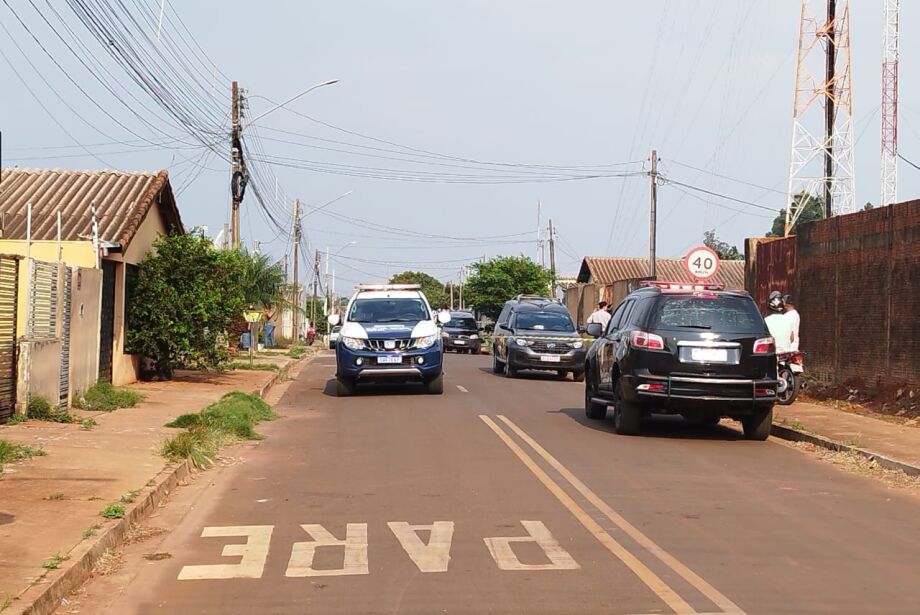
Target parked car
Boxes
[329,284,450,396]
[328,325,342,349]
[583,282,778,440]
[441,310,482,354]
[491,295,587,381]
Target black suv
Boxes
[492,295,587,381]
[583,283,778,440]
[442,310,482,354]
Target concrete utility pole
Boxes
[547,219,556,294]
[312,249,321,328]
[292,199,300,339]
[824,0,836,219]
[649,149,658,279]
[230,81,244,249]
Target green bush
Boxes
[161,426,222,469]
[100,503,125,519]
[73,381,144,411]
[287,346,306,359]
[27,396,72,423]
[0,440,46,474]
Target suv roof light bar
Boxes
[640,281,725,291]
[355,284,421,291]
[514,294,562,303]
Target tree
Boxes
[703,230,743,260]
[389,270,447,308]
[236,249,286,308]
[767,192,824,237]
[126,233,247,379]
[464,256,553,320]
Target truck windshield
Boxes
[348,299,430,323]
[651,295,764,333]
[515,312,575,332]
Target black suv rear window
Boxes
[446,316,477,329]
[650,295,764,333]
[515,312,575,332]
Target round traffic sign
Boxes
[685,246,721,281]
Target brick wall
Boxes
[748,198,920,387]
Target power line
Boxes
[899,152,920,172]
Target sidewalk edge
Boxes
[771,423,920,478]
[10,361,299,615]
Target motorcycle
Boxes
[776,351,805,405]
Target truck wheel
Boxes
[492,351,505,374]
[336,378,355,397]
[742,406,773,441]
[505,363,518,378]
[584,376,607,420]
[612,381,640,435]
[425,374,444,395]
[572,370,586,382]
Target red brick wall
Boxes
[748,199,920,387]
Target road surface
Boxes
[77,352,920,614]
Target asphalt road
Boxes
[82,352,920,614]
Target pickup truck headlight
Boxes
[341,336,363,351]
[469,333,479,339]
[573,340,584,349]
[515,338,531,347]
[415,333,439,349]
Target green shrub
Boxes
[73,381,144,411]
[0,440,46,474]
[99,503,125,519]
[287,346,306,359]
[165,413,201,429]
[27,396,72,423]
[161,426,222,469]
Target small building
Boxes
[0,168,183,400]
[567,256,745,326]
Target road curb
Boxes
[10,363,299,615]
[771,423,920,478]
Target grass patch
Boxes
[42,554,68,570]
[4,414,27,425]
[100,503,125,519]
[82,523,102,539]
[842,434,867,449]
[46,492,66,501]
[0,440,46,474]
[81,418,98,430]
[287,346,306,359]
[88,495,102,501]
[228,362,278,372]
[27,396,73,423]
[73,381,144,411]
[162,392,278,468]
[120,490,140,504]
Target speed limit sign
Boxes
[685,246,721,281]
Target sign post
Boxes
[684,246,721,283]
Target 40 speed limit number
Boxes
[684,246,721,281]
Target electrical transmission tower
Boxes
[786,0,856,235]
[881,0,900,207]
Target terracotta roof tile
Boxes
[576,256,744,289]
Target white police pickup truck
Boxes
[328,284,451,396]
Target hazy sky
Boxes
[2,1,919,294]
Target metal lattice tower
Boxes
[881,0,900,207]
[786,0,856,235]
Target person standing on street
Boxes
[783,294,801,351]
[587,301,612,330]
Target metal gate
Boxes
[0,256,20,423]
[59,267,72,408]
[28,260,58,340]
[99,260,116,383]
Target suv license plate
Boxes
[540,355,561,363]
[378,355,402,365]
[691,348,728,362]
[454,340,466,345]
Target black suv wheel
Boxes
[584,371,607,420]
[742,406,773,441]
[612,381,640,435]
[492,349,505,374]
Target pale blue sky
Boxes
[2,1,918,294]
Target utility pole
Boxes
[292,199,300,340]
[547,219,556,295]
[324,246,330,317]
[312,249,320,329]
[537,200,545,267]
[824,0,836,219]
[230,81,245,249]
[649,149,658,279]
[881,0,900,207]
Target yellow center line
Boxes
[479,415,696,615]
[496,415,746,615]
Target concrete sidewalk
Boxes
[0,362,293,612]
[774,401,920,474]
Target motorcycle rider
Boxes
[764,291,794,353]
[783,294,801,352]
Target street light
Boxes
[244,79,339,129]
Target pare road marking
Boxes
[457,385,469,393]
[178,521,578,580]
[487,414,748,615]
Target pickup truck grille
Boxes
[529,340,573,354]
[363,338,415,352]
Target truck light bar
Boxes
[355,284,421,291]
[640,281,725,291]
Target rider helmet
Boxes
[767,290,785,314]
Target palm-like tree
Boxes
[237,250,286,308]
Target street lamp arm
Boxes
[243,79,339,129]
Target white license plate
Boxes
[690,348,728,362]
[540,355,561,363]
[378,355,401,364]
[454,340,466,345]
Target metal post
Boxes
[292,199,300,341]
[548,219,556,294]
[824,0,836,218]
[649,150,658,279]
